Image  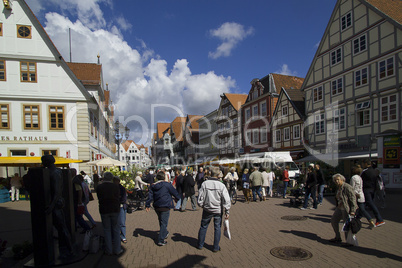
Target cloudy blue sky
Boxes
[26,0,336,145]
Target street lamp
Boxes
[115,120,130,163]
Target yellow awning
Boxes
[0,156,83,167]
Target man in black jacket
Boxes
[96,172,122,255]
[300,165,318,210]
[174,170,185,211]
[181,168,197,211]
[361,159,385,227]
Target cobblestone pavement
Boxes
[1,189,402,268]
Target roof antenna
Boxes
[69,28,72,62]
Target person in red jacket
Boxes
[282,166,290,198]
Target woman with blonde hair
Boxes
[134,171,149,200]
[330,174,357,243]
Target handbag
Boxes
[223,219,231,240]
[350,217,361,234]
[346,230,359,246]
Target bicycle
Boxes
[228,180,237,205]
[127,189,148,213]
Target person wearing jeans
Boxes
[114,176,128,243]
[301,165,318,210]
[96,172,122,255]
[146,171,180,246]
[197,167,230,252]
[361,159,385,227]
[315,164,325,205]
[282,166,290,198]
[198,211,223,251]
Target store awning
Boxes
[297,152,378,162]
[0,156,84,167]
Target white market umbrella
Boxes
[87,157,126,167]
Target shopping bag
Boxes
[223,219,231,240]
[342,217,351,232]
[89,235,100,254]
[82,230,92,251]
[346,230,358,246]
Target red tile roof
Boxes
[271,74,304,93]
[157,123,170,139]
[171,117,186,141]
[66,62,102,86]
[187,115,203,130]
[225,93,248,111]
[364,0,402,25]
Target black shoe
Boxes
[329,238,342,243]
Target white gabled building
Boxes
[0,0,115,177]
[301,0,402,187]
[119,140,152,169]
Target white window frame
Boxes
[260,101,267,116]
[331,77,343,96]
[275,129,281,142]
[313,86,323,102]
[331,48,342,66]
[353,34,367,55]
[379,57,394,79]
[333,107,346,130]
[260,127,267,143]
[252,104,258,118]
[245,130,252,146]
[341,12,352,31]
[293,125,300,140]
[252,89,258,100]
[284,127,290,141]
[245,108,251,121]
[282,105,288,116]
[315,113,325,134]
[381,95,397,122]
[252,129,259,144]
[355,67,368,87]
[234,135,239,148]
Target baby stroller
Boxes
[127,190,147,213]
[290,183,306,207]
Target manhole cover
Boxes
[270,246,313,261]
[281,215,308,221]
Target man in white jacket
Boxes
[197,166,231,252]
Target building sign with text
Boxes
[383,136,401,169]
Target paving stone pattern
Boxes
[1,189,402,267]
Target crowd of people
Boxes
[8,156,387,256]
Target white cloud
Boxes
[116,16,133,31]
[208,22,254,59]
[42,12,235,145]
[276,64,298,76]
